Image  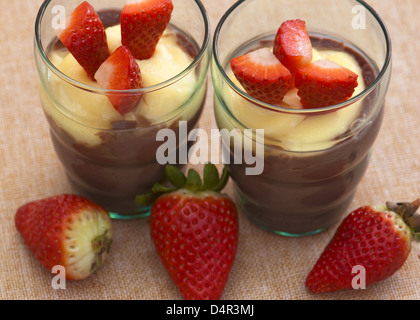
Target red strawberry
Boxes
[15,194,113,281]
[295,59,358,108]
[121,0,174,60]
[230,48,292,105]
[137,164,239,300]
[306,199,420,293]
[273,19,313,75]
[95,45,143,115]
[56,1,110,80]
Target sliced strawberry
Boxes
[230,48,292,105]
[273,19,313,75]
[56,1,110,80]
[15,194,113,281]
[121,0,174,60]
[295,59,359,109]
[95,46,143,115]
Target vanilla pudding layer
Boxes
[42,25,205,146]
[221,46,366,152]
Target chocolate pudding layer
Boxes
[229,106,383,235]
[215,36,383,235]
[46,110,204,217]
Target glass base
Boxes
[235,188,329,237]
[250,219,326,237]
[108,206,152,220]
[67,181,153,220]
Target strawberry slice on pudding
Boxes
[295,59,359,109]
[121,0,174,60]
[230,47,292,105]
[95,46,143,115]
[273,19,313,75]
[56,1,110,80]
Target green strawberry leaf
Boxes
[185,169,203,192]
[202,163,220,191]
[152,183,177,194]
[165,165,187,188]
[136,192,155,206]
[212,166,230,192]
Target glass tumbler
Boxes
[211,0,392,236]
[34,0,211,219]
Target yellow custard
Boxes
[223,48,366,152]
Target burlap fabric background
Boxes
[1,0,419,300]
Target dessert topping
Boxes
[230,47,292,105]
[121,0,174,60]
[229,19,359,109]
[55,0,174,114]
[56,1,110,80]
[273,19,313,75]
[95,45,143,115]
[295,59,358,109]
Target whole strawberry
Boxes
[137,164,239,300]
[15,194,113,280]
[306,199,420,293]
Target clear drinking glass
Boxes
[34,0,211,219]
[212,0,392,236]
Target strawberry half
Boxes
[273,19,313,75]
[306,199,420,293]
[15,194,113,281]
[95,45,143,115]
[121,0,174,60]
[137,164,239,300]
[230,47,292,105]
[56,1,110,80]
[295,59,358,109]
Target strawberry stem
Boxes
[212,166,230,192]
[387,199,420,240]
[165,165,187,188]
[202,163,220,190]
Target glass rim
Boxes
[34,0,211,94]
[212,0,392,115]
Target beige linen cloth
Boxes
[1,0,419,300]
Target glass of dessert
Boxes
[211,0,392,236]
[34,0,210,219]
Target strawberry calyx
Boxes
[136,164,230,206]
[90,229,113,272]
[386,199,420,240]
